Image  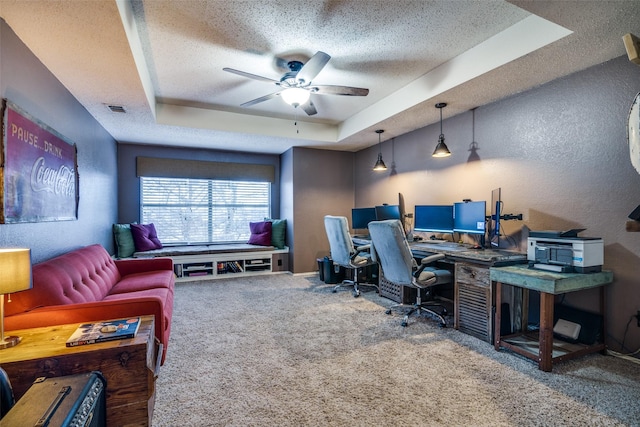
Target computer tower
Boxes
[0,371,106,427]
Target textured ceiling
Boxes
[0,0,639,154]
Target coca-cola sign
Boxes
[1,100,79,223]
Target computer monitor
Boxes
[490,188,502,247]
[453,201,487,235]
[351,207,377,230]
[375,204,401,221]
[414,205,454,233]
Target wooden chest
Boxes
[0,315,160,427]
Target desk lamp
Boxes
[0,248,32,349]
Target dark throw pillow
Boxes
[265,218,286,249]
[113,223,136,258]
[130,223,163,252]
[248,221,272,246]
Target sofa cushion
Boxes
[131,223,163,252]
[248,221,272,246]
[113,223,136,258]
[108,270,176,295]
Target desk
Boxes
[410,242,527,266]
[490,265,613,372]
[0,315,160,426]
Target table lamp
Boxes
[0,248,32,349]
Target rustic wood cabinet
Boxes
[454,262,494,343]
[0,315,160,426]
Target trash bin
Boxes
[320,256,344,284]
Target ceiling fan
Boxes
[223,51,369,116]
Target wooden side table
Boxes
[490,265,613,372]
[0,315,160,426]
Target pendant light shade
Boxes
[432,102,451,158]
[373,129,387,171]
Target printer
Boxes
[527,229,603,273]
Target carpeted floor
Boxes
[153,273,640,426]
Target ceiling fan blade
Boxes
[240,91,281,107]
[295,51,330,84]
[223,67,279,83]
[312,85,369,96]
[301,100,317,116]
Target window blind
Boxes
[136,156,275,183]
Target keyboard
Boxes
[411,242,459,250]
[423,239,449,244]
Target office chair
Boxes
[368,219,451,327]
[324,215,378,297]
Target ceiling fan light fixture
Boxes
[281,88,310,106]
[432,102,451,158]
[373,129,388,171]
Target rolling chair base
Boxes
[385,302,448,327]
[332,279,379,297]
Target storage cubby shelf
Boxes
[171,248,288,282]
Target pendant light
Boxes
[432,102,451,157]
[373,129,387,171]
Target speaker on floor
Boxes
[1,371,107,426]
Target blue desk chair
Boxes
[324,215,378,297]
[368,219,451,327]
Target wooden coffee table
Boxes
[0,315,160,426]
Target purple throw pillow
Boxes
[248,221,272,246]
[130,223,163,252]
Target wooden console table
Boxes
[490,265,613,372]
[0,315,160,426]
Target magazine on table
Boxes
[66,317,141,347]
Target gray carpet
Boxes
[153,273,640,426]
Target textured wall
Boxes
[355,56,640,354]
[0,20,117,263]
[283,147,354,273]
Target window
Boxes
[140,177,270,244]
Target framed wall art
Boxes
[1,99,79,223]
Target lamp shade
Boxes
[0,248,32,294]
[373,154,387,171]
[281,88,310,106]
[432,135,451,157]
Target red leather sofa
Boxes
[4,244,175,364]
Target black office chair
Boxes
[324,215,378,297]
[0,367,15,419]
[368,219,451,327]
